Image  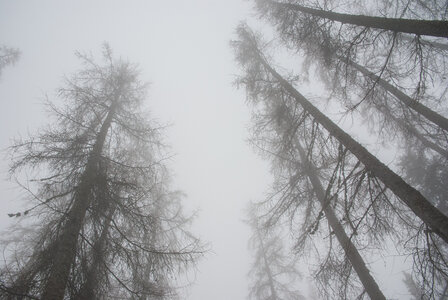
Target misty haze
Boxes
[0,1,447,299]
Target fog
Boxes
[1,1,446,299]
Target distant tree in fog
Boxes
[246,204,305,300]
[0,45,20,77]
[399,148,448,216]
[0,45,203,300]
[402,272,425,300]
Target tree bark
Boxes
[256,54,448,243]
[273,1,448,38]
[296,143,386,300]
[343,57,448,133]
[41,100,118,300]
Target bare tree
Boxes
[232,24,448,243]
[255,0,448,97]
[0,45,203,300]
[232,24,448,298]
[253,0,448,157]
[257,0,448,37]
[248,2,448,294]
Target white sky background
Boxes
[0,1,412,299]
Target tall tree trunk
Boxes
[296,143,386,300]
[255,52,448,243]
[41,100,118,300]
[343,57,448,133]
[255,227,279,300]
[271,1,448,38]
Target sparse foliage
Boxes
[246,0,448,296]
[0,45,203,300]
[254,0,448,162]
[246,204,305,300]
[233,23,448,298]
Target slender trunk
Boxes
[296,143,386,300]
[41,100,118,300]
[255,228,279,300]
[273,1,448,38]
[343,57,448,133]
[376,105,448,158]
[257,54,448,243]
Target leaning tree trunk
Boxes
[41,100,118,300]
[270,1,448,38]
[342,57,448,133]
[252,50,448,243]
[296,143,387,300]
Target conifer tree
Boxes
[233,24,448,298]
[0,45,202,300]
[246,205,305,300]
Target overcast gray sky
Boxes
[0,1,414,299]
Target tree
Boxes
[250,2,448,294]
[232,24,448,298]
[239,57,387,297]
[0,45,203,300]
[258,0,448,37]
[402,272,425,300]
[295,142,386,300]
[254,0,448,158]
[342,57,448,133]
[0,45,20,77]
[232,24,448,243]
[255,0,448,99]
[246,204,305,300]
